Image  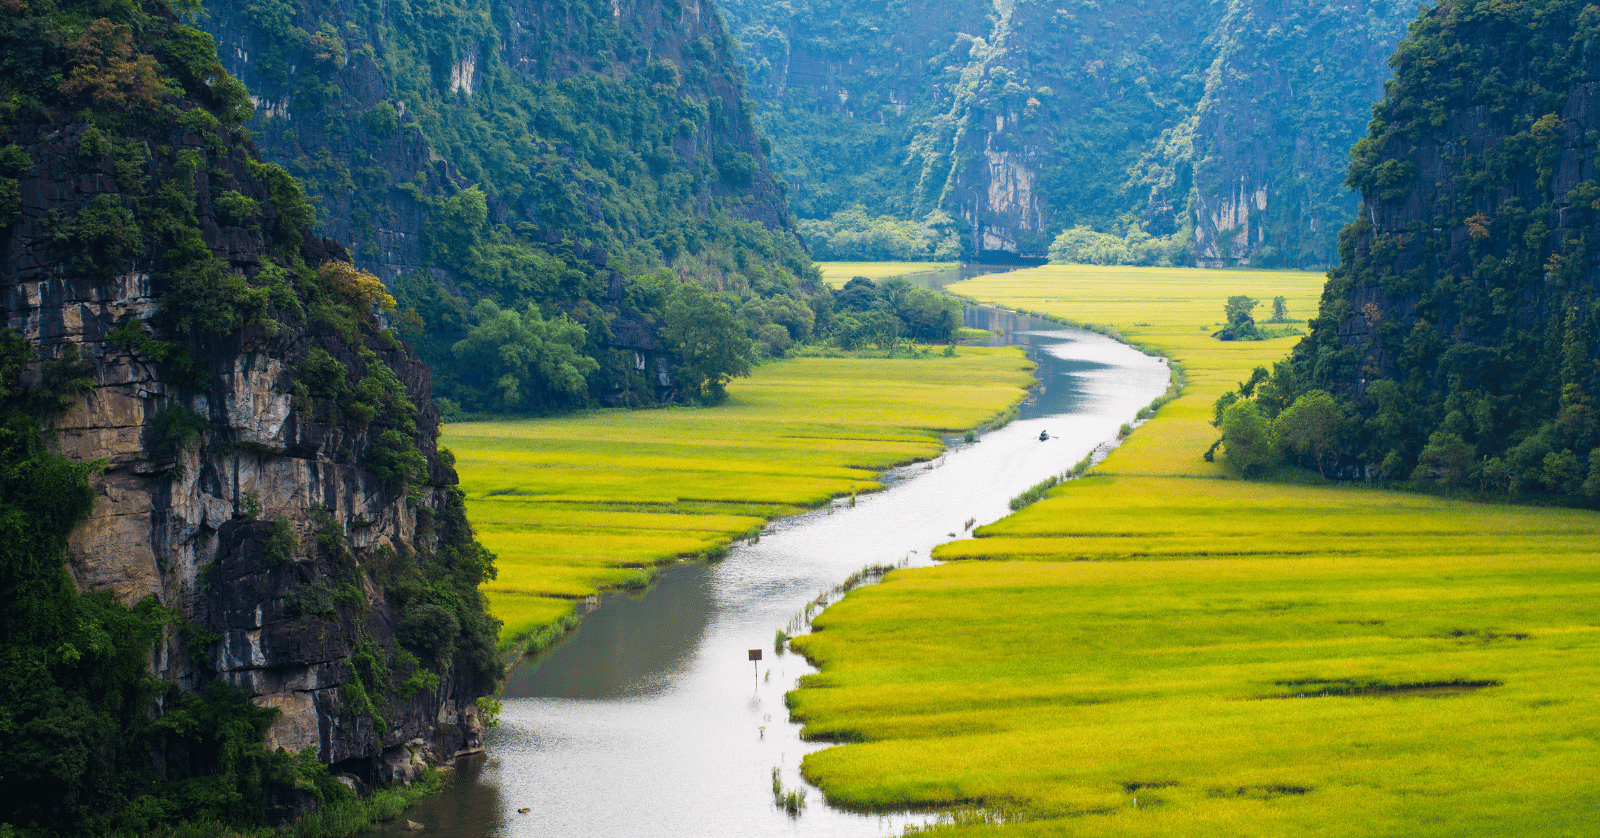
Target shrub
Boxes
[152,402,206,450]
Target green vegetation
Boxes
[208,0,822,413]
[442,348,1036,646]
[828,275,962,346]
[799,206,962,261]
[783,265,1595,834]
[723,0,1410,267]
[0,0,497,831]
[1047,225,1190,267]
[1269,0,1600,503]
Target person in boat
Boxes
[1039,430,1049,441]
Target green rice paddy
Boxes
[788,264,1600,835]
[442,351,1036,644]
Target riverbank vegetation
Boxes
[788,264,1599,835]
[443,349,1036,646]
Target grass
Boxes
[816,261,958,287]
[443,350,1036,646]
[787,264,1600,836]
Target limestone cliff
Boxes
[724,0,1414,267]
[0,1,499,822]
[1283,0,1600,495]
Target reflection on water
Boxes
[505,563,713,700]
[384,305,1170,838]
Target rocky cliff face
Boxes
[1286,0,1600,492]
[725,0,1414,267]
[0,9,497,809]
[202,0,792,285]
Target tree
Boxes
[1269,295,1290,323]
[659,282,753,403]
[1274,390,1345,477]
[1220,399,1277,477]
[451,300,597,413]
[834,276,879,312]
[1223,295,1260,335]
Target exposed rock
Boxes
[0,53,493,811]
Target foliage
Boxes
[48,194,144,276]
[450,300,598,413]
[205,0,822,414]
[1047,225,1190,267]
[799,207,962,262]
[1219,294,1262,340]
[1218,398,1276,477]
[830,276,960,346]
[152,403,206,451]
[659,281,753,404]
[1274,390,1345,477]
[1278,0,1600,504]
[1269,295,1292,323]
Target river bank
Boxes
[391,304,1171,836]
[787,264,1600,836]
[441,347,1038,647]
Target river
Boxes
[383,302,1171,838]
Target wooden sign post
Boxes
[748,648,762,686]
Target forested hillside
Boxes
[1246,0,1600,504]
[722,0,1412,268]
[200,0,819,411]
[0,0,502,833]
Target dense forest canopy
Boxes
[200,0,833,413]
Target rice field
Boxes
[442,350,1037,644]
[787,264,1600,835]
[816,261,958,287]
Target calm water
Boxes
[385,307,1170,838]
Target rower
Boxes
[1039,430,1049,441]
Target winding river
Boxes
[384,302,1170,837]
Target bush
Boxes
[1220,399,1278,477]
[298,348,347,398]
[398,602,460,662]
[152,403,207,450]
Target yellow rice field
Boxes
[443,350,1037,644]
[816,261,958,287]
[788,264,1600,835]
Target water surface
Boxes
[386,309,1170,837]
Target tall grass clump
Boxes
[771,768,807,815]
[287,770,443,838]
[1008,475,1062,511]
[523,613,581,657]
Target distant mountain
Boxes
[723,0,1413,268]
